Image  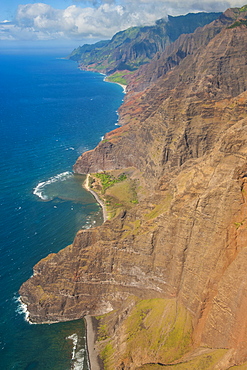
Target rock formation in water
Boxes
[20,5,247,369]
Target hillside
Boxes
[20,5,247,370]
[68,12,221,75]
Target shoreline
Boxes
[18,296,102,369]
[84,316,103,370]
[77,66,127,94]
[15,62,124,370]
[84,174,107,223]
[103,76,127,94]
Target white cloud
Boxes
[1,0,247,42]
[122,0,247,16]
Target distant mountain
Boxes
[69,12,221,75]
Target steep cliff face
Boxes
[20,6,247,370]
[68,12,221,74]
[74,13,247,181]
[125,8,238,91]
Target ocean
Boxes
[0,50,124,369]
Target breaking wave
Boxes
[33,171,73,200]
[67,333,88,369]
[14,295,32,324]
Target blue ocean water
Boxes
[0,51,123,369]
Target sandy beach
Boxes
[84,174,107,222]
[84,316,103,370]
[103,76,127,94]
[115,82,127,94]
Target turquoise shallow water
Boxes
[0,51,123,369]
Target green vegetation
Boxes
[145,193,172,220]
[104,179,138,219]
[107,71,134,85]
[68,12,221,73]
[68,40,109,62]
[137,349,227,369]
[97,301,229,370]
[100,342,114,370]
[122,26,140,39]
[125,298,193,364]
[234,221,244,229]
[240,5,247,12]
[97,323,109,341]
[101,139,109,144]
[107,74,127,85]
[90,170,139,219]
[107,70,135,85]
[95,172,127,192]
[166,12,222,42]
[120,218,143,239]
[97,297,194,369]
[227,19,247,28]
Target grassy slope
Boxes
[137,349,227,369]
[88,169,138,219]
[97,298,194,369]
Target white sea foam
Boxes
[76,145,89,154]
[33,171,73,200]
[66,147,75,151]
[67,333,85,369]
[81,216,96,230]
[73,348,86,370]
[68,333,78,360]
[14,295,33,324]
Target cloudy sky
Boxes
[1,0,247,48]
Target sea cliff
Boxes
[20,6,247,369]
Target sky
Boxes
[1,0,247,50]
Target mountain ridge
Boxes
[20,6,247,369]
[68,12,221,76]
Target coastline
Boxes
[12,59,124,370]
[80,72,123,367]
[78,66,127,94]
[103,76,127,94]
[84,316,103,370]
[117,82,127,94]
[84,174,107,223]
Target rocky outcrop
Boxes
[20,6,247,370]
